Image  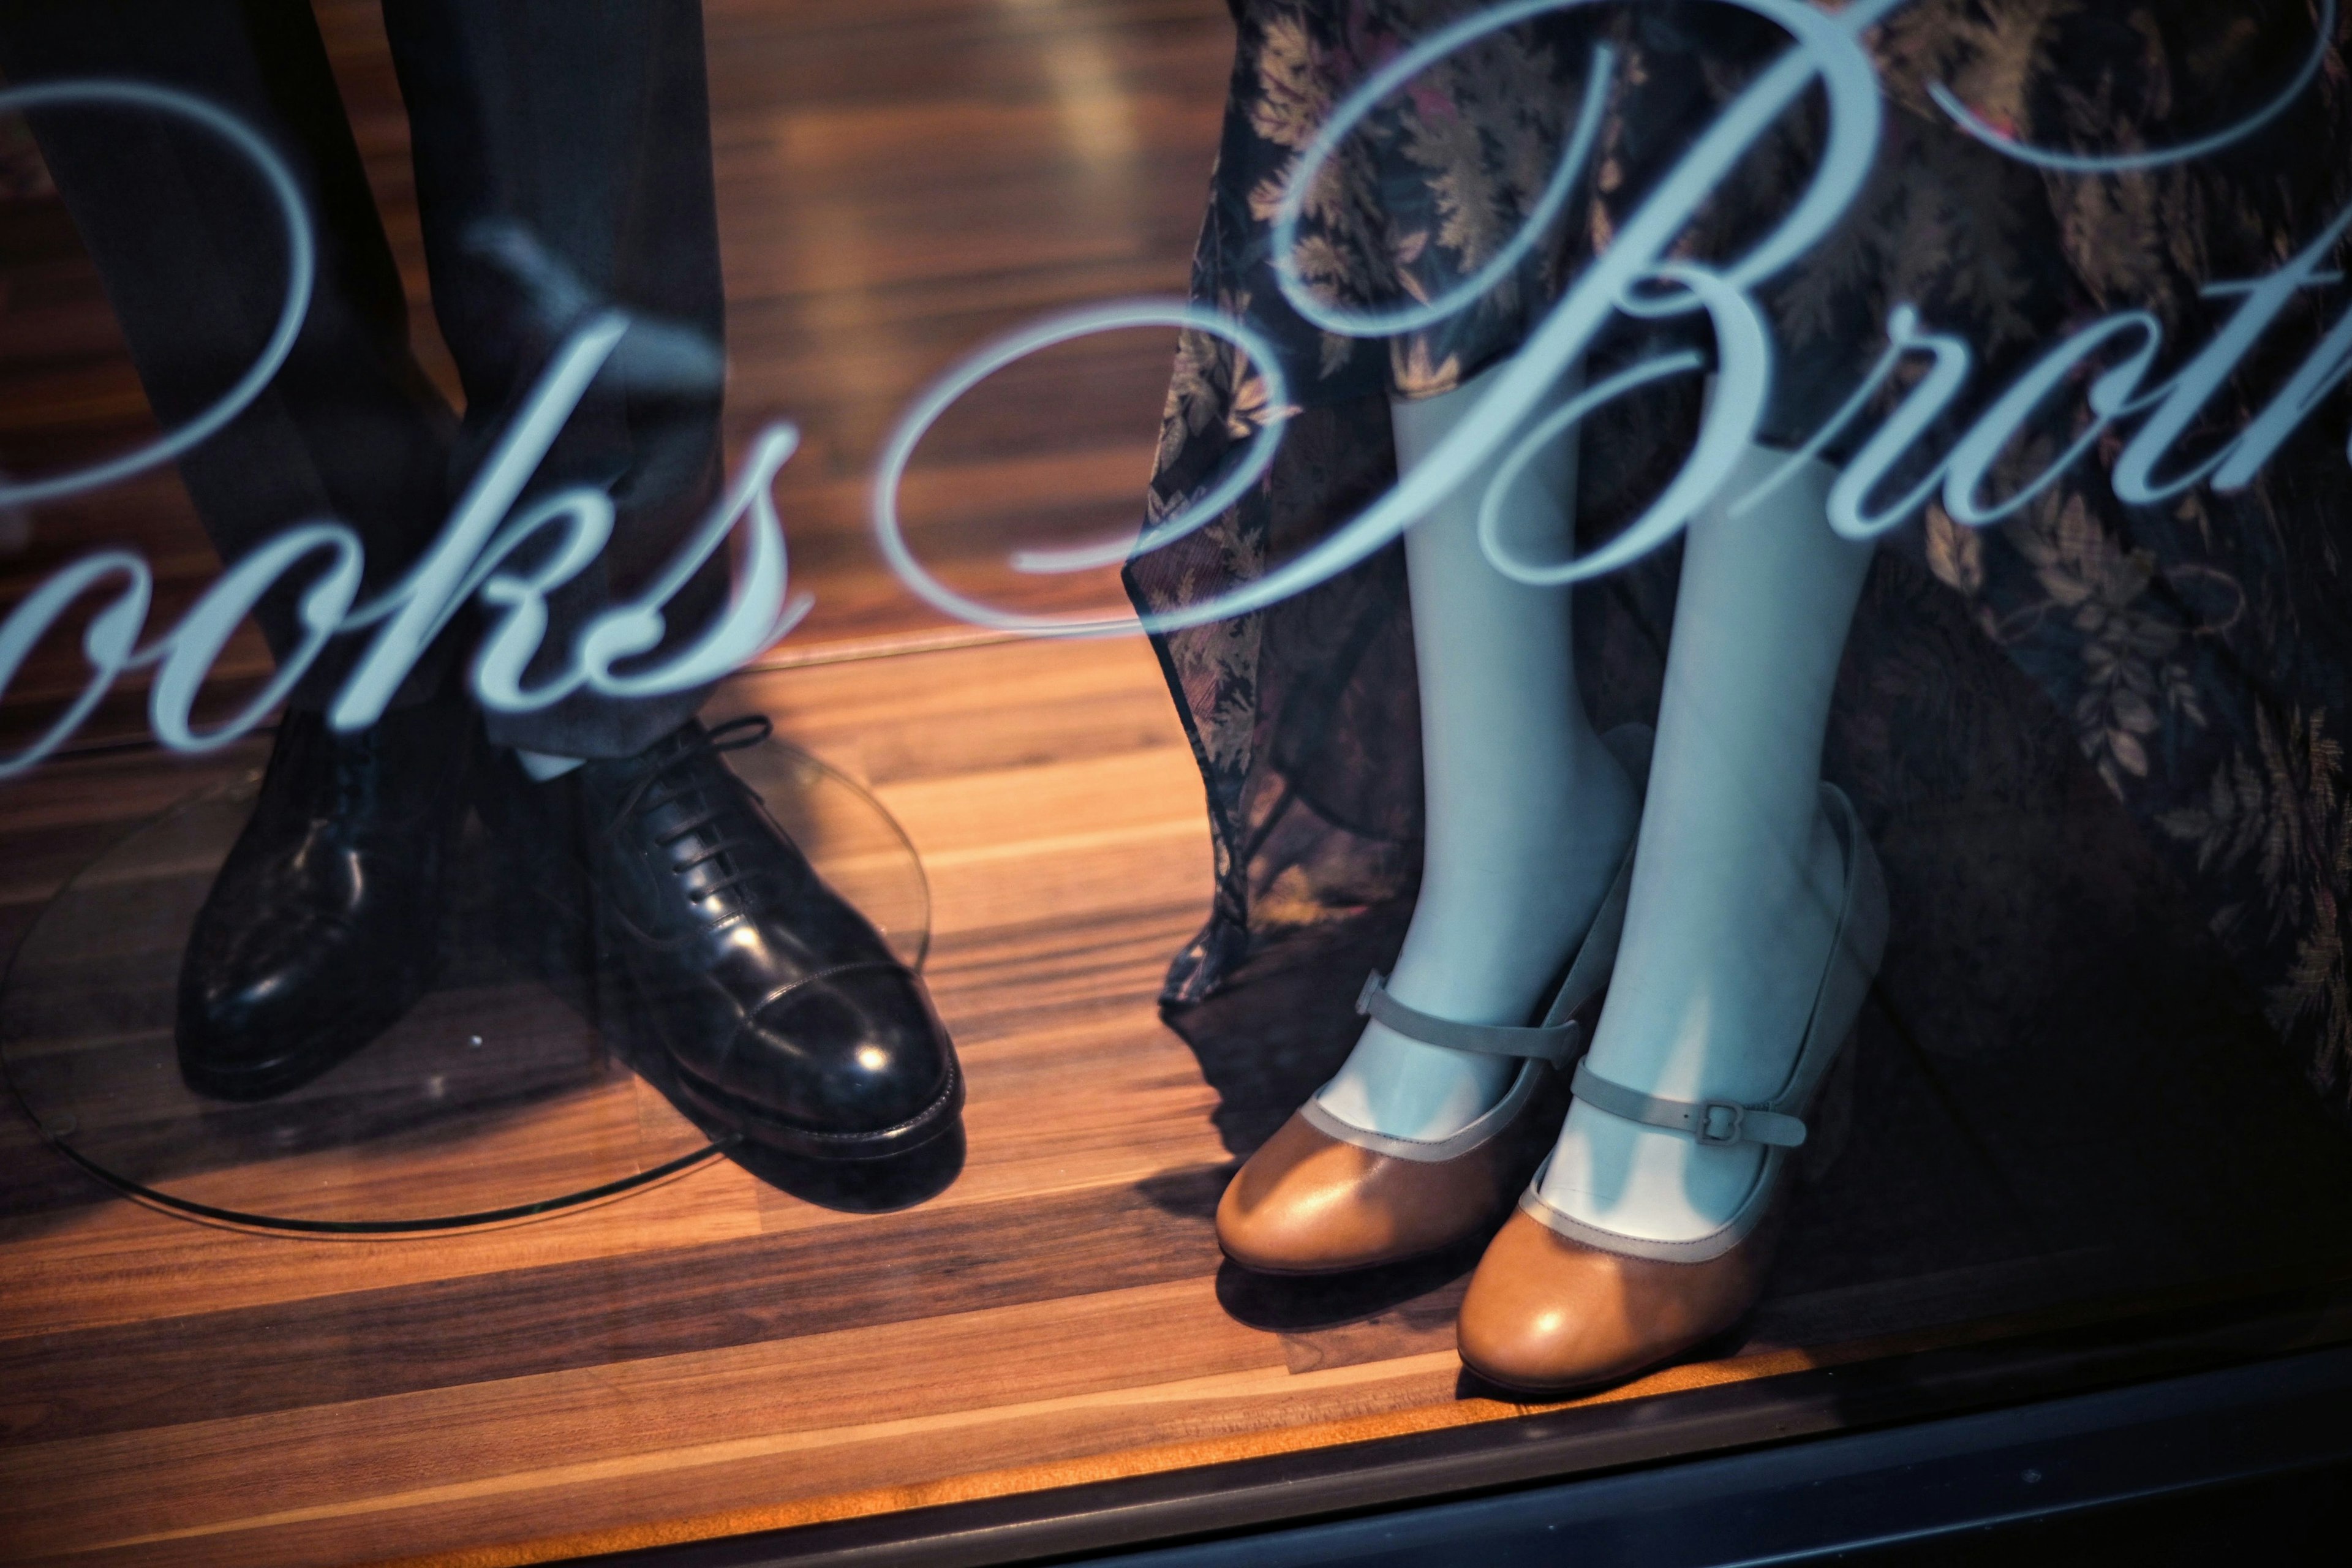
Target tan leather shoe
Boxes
[1455,1197,1784,1395]
[1455,784,1887,1393]
[1216,1061,1563,1273]
[1214,724,1654,1277]
[1216,823,1630,1275]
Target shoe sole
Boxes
[1458,1313,1757,1401]
[668,1052,966,1163]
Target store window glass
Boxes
[2,2,2350,1563]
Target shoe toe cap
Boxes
[729,965,956,1134]
[175,914,421,1095]
[1456,1208,1766,1396]
[1216,1113,1419,1273]
[1456,1214,1640,1393]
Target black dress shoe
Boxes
[486,717,962,1160]
[176,695,475,1101]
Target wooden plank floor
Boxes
[3,632,2352,1567]
[0,639,1464,1567]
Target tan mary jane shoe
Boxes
[1456,783,1887,1394]
[1217,1049,1570,1273]
[1217,727,1656,1275]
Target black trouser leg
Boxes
[0,0,461,713]
[2,0,731,753]
[382,0,728,758]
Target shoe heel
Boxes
[1795,786,1886,1186]
[1799,1027,1858,1185]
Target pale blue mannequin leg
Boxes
[1314,363,1638,1141]
[1536,442,1871,1240]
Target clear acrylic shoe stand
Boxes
[0,730,930,1235]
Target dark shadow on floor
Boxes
[1158,900,1412,1159]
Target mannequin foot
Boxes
[1314,1025,1517,1144]
[1460,790,1886,1392]
[176,692,475,1101]
[1316,734,1638,1142]
[1534,801,1849,1242]
[478,717,963,1161]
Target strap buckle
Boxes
[1695,1101,1747,1145]
[1355,971,1383,1017]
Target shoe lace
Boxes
[601,715,781,919]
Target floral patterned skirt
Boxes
[1126,0,2352,1116]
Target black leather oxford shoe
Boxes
[176,693,475,1101]
[488,717,962,1160]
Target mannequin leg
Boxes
[1315,362,1638,1140]
[1535,443,1871,1238]
[385,0,728,761]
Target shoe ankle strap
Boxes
[1569,1058,1809,1147]
[1356,972,1583,1065]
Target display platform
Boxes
[0,728,929,1234]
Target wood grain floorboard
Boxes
[0,1155,1230,1449]
[0,1157,767,1341]
[0,1280,1284,1557]
[7,633,2349,1564]
[4,1355,1482,1568]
